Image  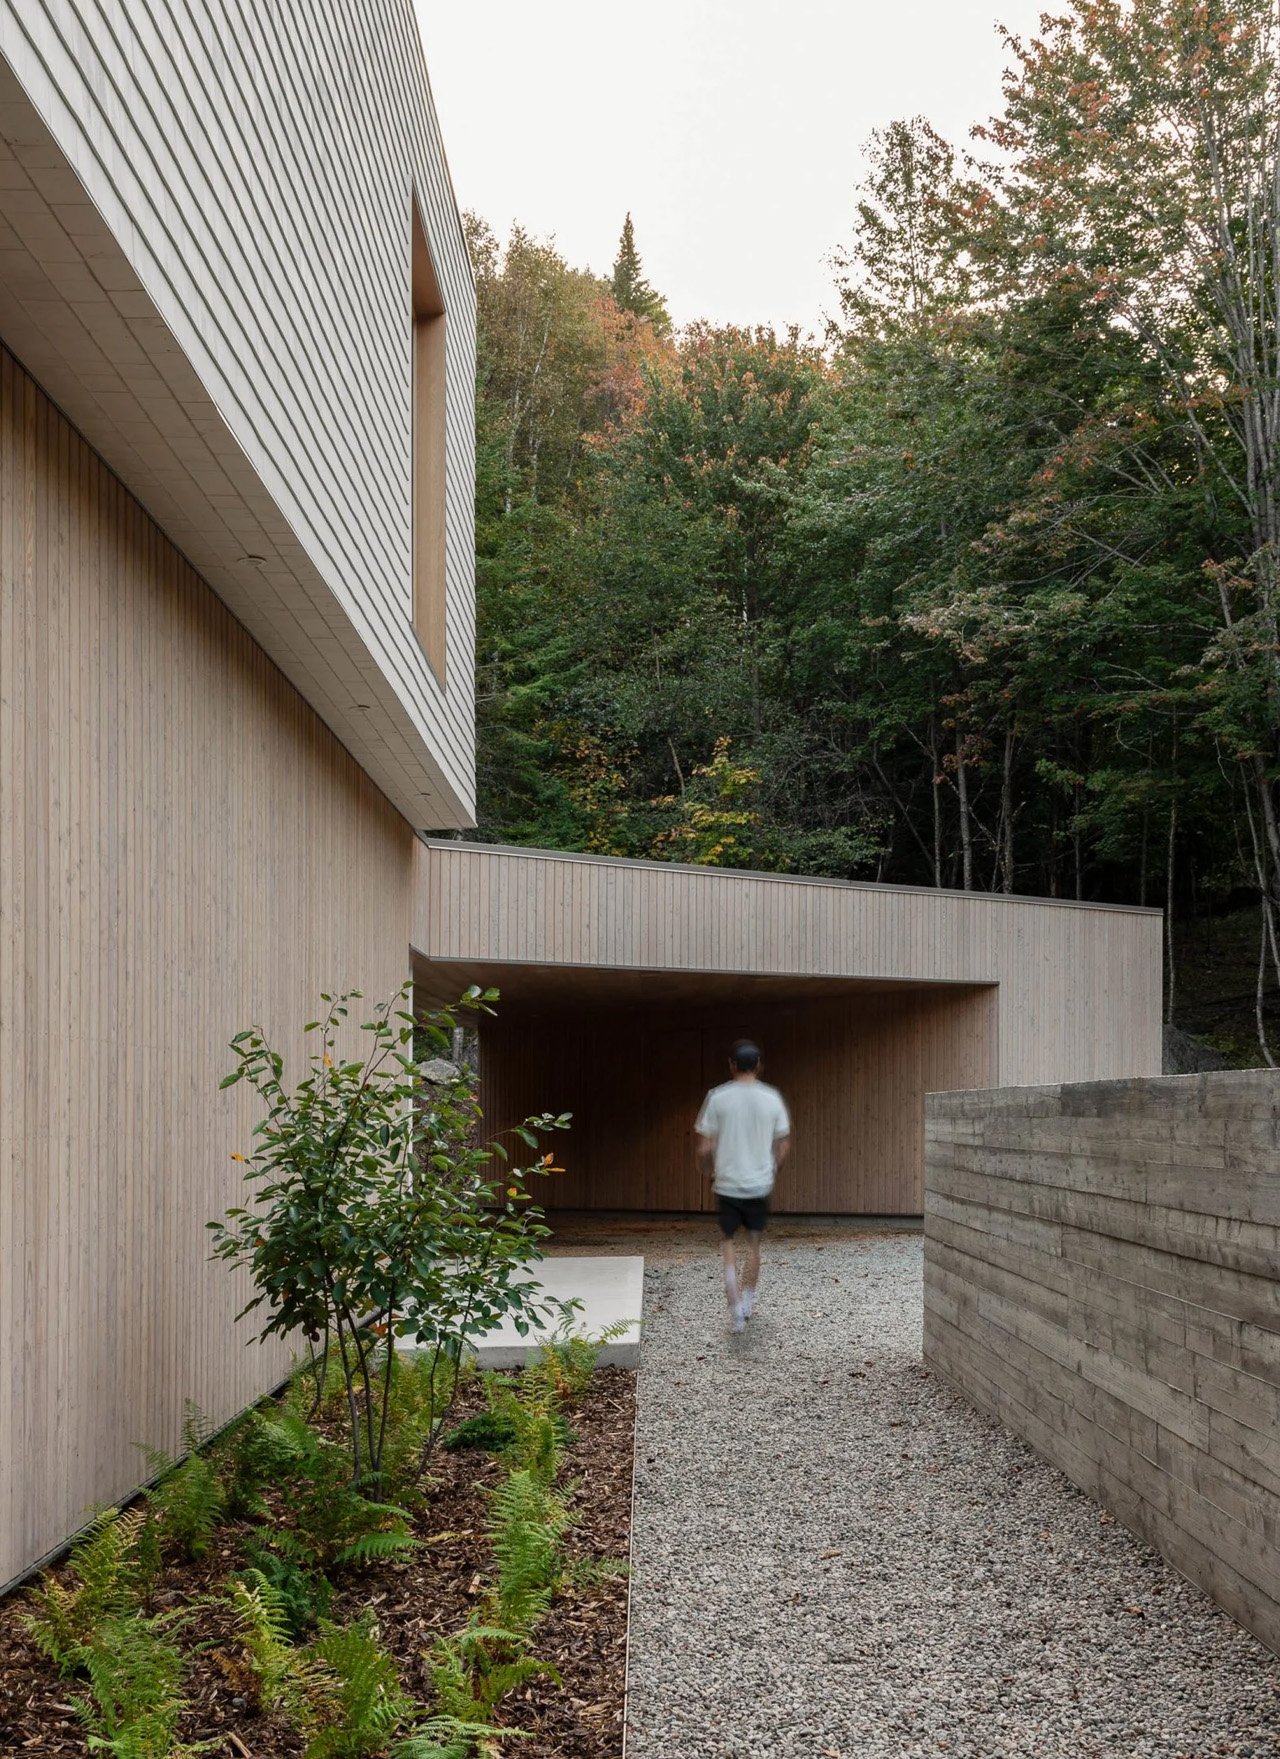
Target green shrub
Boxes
[209,986,572,1495]
[24,1509,145,1674]
[439,1409,520,1456]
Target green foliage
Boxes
[221,1568,319,1719]
[142,1452,225,1564]
[565,1554,631,1590]
[467,9,1280,1058]
[392,1718,524,1759]
[241,1543,332,1639]
[302,1613,415,1759]
[486,1469,570,1639]
[523,1320,633,1408]
[209,987,572,1493]
[439,1408,521,1456]
[609,212,671,335]
[239,1411,416,1574]
[428,1624,557,1727]
[220,1404,313,1519]
[71,1613,202,1759]
[25,1510,145,1674]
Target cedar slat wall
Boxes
[479,988,997,1214]
[924,1074,1280,1655]
[413,844,1164,1091]
[0,348,416,1590]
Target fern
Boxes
[146,1453,225,1562]
[71,1613,202,1758]
[429,1625,558,1725]
[333,1526,418,1570]
[220,1407,310,1518]
[237,1410,415,1572]
[138,1405,226,1562]
[301,1613,415,1759]
[486,1471,570,1639]
[565,1554,631,1589]
[471,1378,571,1486]
[392,1714,525,1759]
[221,1569,319,1722]
[522,1320,632,1408]
[25,1509,145,1673]
[242,1542,332,1638]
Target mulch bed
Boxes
[0,1366,636,1758]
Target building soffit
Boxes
[0,60,469,831]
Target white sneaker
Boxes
[741,1287,755,1320]
[730,1303,746,1333]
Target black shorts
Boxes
[717,1193,770,1237]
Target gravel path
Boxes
[626,1232,1280,1759]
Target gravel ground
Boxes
[626,1232,1280,1759]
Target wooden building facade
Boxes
[412,843,1164,1216]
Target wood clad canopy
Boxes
[410,840,1164,1220]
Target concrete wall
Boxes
[924,1072,1280,1654]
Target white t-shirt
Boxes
[695,1080,791,1199]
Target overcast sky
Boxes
[413,0,1050,336]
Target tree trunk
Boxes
[955,727,974,891]
[930,719,942,887]
[1165,794,1177,1026]
[999,724,1015,893]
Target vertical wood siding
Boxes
[1,0,477,820]
[413,844,1164,1089]
[478,989,997,1215]
[0,347,416,1589]
[924,1073,1280,1656]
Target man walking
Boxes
[695,1040,790,1332]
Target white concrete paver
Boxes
[468,1253,644,1368]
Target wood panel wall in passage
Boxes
[924,1073,1280,1656]
[478,987,996,1214]
[0,346,417,1591]
[413,842,1165,1089]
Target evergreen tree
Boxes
[609,213,671,335]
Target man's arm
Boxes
[696,1132,716,1179]
[774,1133,791,1170]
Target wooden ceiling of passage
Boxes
[411,954,981,1012]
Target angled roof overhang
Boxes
[0,50,472,830]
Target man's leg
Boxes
[717,1200,745,1328]
[740,1226,763,1314]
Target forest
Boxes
[465,0,1280,1061]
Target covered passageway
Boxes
[411,841,1162,1216]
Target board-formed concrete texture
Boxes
[924,1070,1280,1656]
[467,1255,644,1369]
